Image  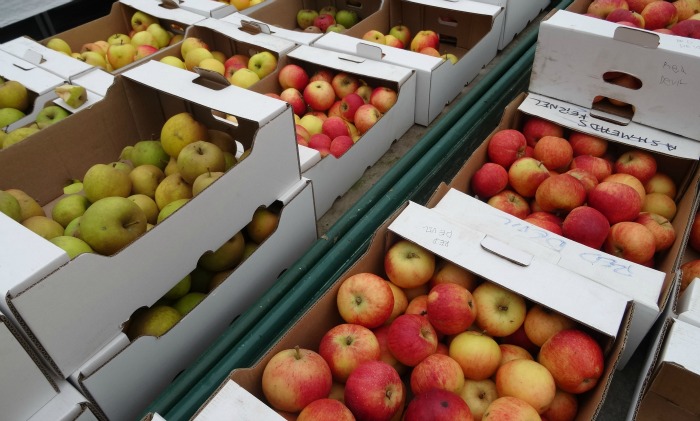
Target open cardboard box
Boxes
[151,0,237,19]
[472,0,551,50]
[28,377,102,421]
[0,60,301,379]
[69,178,317,421]
[311,0,504,126]
[677,278,700,327]
[249,43,416,218]
[192,199,633,420]
[222,0,385,46]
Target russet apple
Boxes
[387,313,438,366]
[176,140,226,184]
[129,164,165,199]
[538,329,604,394]
[337,272,394,328]
[472,281,527,337]
[427,282,476,335]
[384,239,435,289]
[318,323,381,383]
[404,388,474,421]
[486,189,530,219]
[496,359,556,414]
[344,360,404,421]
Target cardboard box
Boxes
[0,49,65,132]
[29,378,102,421]
[0,60,301,378]
[249,43,416,218]
[152,0,237,19]
[222,0,385,46]
[310,0,504,126]
[70,179,317,421]
[474,0,551,49]
[629,318,700,421]
[196,201,632,421]
[533,8,700,141]
[677,278,700,327]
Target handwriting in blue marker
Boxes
[492,215,567,252]
[579,253,634,277]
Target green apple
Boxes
[228,68,260,88]
[154,173,192,210]
[326,23,346,33]
[129,164,165,199]
[247,51,277,80]
[55,84,87,108]
[63,180,83,195]
[46,37,72,55]
[79,51,108,69]
[131,11,159,32]
[64,215,82,237]
[51,194,90,228]
[131,30,159,49]
[146,23,171,48]
[192,171,224,196]
[2,126,40,148]
[242,242,258,260]
[128,194,159,225]
[82,162,133,202]
[184,47,214,71]
[159,56,186,69]
[106,43,137,70]
[173,292,206,315]
[180,37,208,59]
[0,190,22,221]
[22,215,64,239]
[162,274,191,301]
[156,197,189,224]
[49,235,93,259]
[107,33,131,46]
[224,152,237,170]
[160,112,209,158]
[111,160,133,174]
[197,231,245,272]
[123,139,170,169]
[35,105,70,129]
[79,196,148,255]
[335,9,359,28]
[246,207,279,243]
[126,305,181,339]
[297,9,319,29]
[5,188,44,221]
[0,107,26,128]
[176,140,226,184]
[0,80,29,111]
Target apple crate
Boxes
[222,0,386,46]
[182,199,631,421]
[68,178,317,421]
[310,0,504,126]
[249,43,416,218]
[151,0,237,19]
[0,59,302,379]
[473,0,551,49]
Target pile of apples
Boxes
[360,25,458,62]
[585,0,700,39]
[678,213,700,293]
[296,6,361,34]
[158,36,278,89]
[471,116,679,268]
[45,11,181,71]
[268,63,398,159]
[259,239,606,420]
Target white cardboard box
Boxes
[677,278,700,327]
[70,179,317,421]
[475,0,550,49]
[0,60,301,378]
[310,0,504,126]
[152,0,237,18]
[29,378,102,421]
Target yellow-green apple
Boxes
[297,9,320,29]
[107,33,131,46]
[55,84,88,109]
[35,105,69,129]
[49,235,93,259]
[523,304,577,348]
[319,5,337,17]
[313,14,336,32]
[404,388,473,421]
[568,131,607,157]
[131,30,159,49]
[82,162,132,202]
[2,126,39,148]
[336,9,359,28]
[429,260,478,291]
[588,181,642,224]
[0,80,28,111]
[541,389,578,421]
[4,189,43,221]
[561,205,610,249]
[635,211,675,253]
[247,51,277,79]
[310,68,334,84]
[410,353,465,395]
[387,313,438,366]
[154,172,192,210]
[297,398,355,421]
[207,129,236,155]
[304,80,336,111]
[322,116,350,139]
[355,84,372,103]
[532,135,573,171]
[64,216,82,237]
[606,8,645,27]
[128,194,159,225]
[21,215,63,239]
[129,164,165,198]
[680,259,700,291]
[587,0,629,18]
[642,0,678,29]
[246,207,279,243]
[160,56,186,69]
[603,221,656,264]
[51,194,90,228]
[426,282,476,335]
[486,189,530,219]
[172,291,206,315]
[127,305,181,339]
[330,135,354,158]
[508,157,550,198]
[482,396,541,420]
[262,346,333,413]
[373,325,408,375]
[79,50,108,69]
[279,88,307,117]
[389,25,411,46]
[156,197,189,224]
[641,192,677,220]
[614,150,657,184]
[521,117,564,148]
[498,344,534,368]
[538,329,604,394]
[459,379,498,421]
[671,19,700,39]
[299,114,324,136]
[487,129,528,169]
[472,281,527,337]
[354,103,381,134]
[231,0,250,10]
[160,112,209,158]
[370,87,398,114]
[184,47,213,71]
[344,360,404,421]
[197,231,244,272]
[192,171,224,196]
[362,30,386,44]
[176,140,226,184]
[449,330,501,380]
[339,92,365,123]
[565,168,598,193]
[79,196,147,254]
[337,272,394,328]
[229,68,260,88]
[535,173,586,214]
[318,323,381,383]
[124,140,170,169]
[0,107,25,128]
[384,34,403,48]
[644,172,676,198]
[46,37,72,55]
[197,58,225,75]
[410,30,439,52]
[131,11,158,32]
[384,239,435,289]
[278,63,309,91]
[496,359,556,414]
[180,37,208,59]
[689,213,700,253]
[106,42,136,70]
[146,23,171,48]
[405,294,429,318]
[331,72,360,99]
[308,133,332,157]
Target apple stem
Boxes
[123,220,142,228]
[294,345,301,360]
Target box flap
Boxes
[0,49,65,95]
[120,0,206,25]
[0,37,94,81]
[659,318,700,375]
[677,279,700,327]
[158,0,236,18]
[403,0,503,18]
[223,12,323,45]
[192,17,298,54]
[192,380,286,420]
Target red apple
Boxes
[280,87,307,117]
[331,72,361,99]
[404,388,474,421]
[405,294,429,317]
[354,103,382,134]
[449,330,502,380]
[319,323,381,383]
[308,133,333,157]
[604,173,646,204]
[384,239,435,289]
[427,282,476,335]
[521,117,565,148]
[355,84,372,103]
[588,181,642,224]
[314,13,336,32]
[523,304,578,348]
[304,80,336,111]
[628,0,656,13]
[459,379,498,420]
[533,135,573,171]
[336,272,394,328]
[538,329,604,394]
[322,116,351,139]
[224,54,249,75]
[387,313,438,367]
[498,344,534,367]
[527,211,563,226]
[471,162,509,199]
[680,259,700,292]
[568,131,608,157]
[419,47,441,57]
[524,216,563,236]
[344,360,404,421]
[635,212,676,252]
[362,29,386,44]
[495,359,556,414]
[339,92,365,123]
[508,157,551,198]
[373,325,408,375]
[561,206,611,250]
[534,173,586,214]
[607,8,645,27]
[410,30,439,52]
[429,260,479,291]
[482,396,542,420]
[642,0,678,30]
[587,0,630,18]
[310,69,334,83]
[501,324,539,356]
[369,87,398,113]
[410,353,465,395]
[384,34,404,48]
[603,221,656,264]
[541,389,578,421]
[565,168,599,193]
[487,129,528,169]
[614,149,658,184]
[486,189,530,219]
[278,63,309,91]
[570,155,613,182]
[297,398,355,421]
[472,281,527,337]
[671,18,700,39]
[330,135,354,159]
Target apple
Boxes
[373,325,407,375]
[498,344,534,368]
[176,140,226,184]
[131,11,158,32]
[384,34,403,48]
[487,129,528,169]
[471,161,511,200]
[641,192,677,221]
[126,305,182,340]
[568,131,608,157]
[337,272,394,328]
[538,329,604,394]
[107,33,131,46]
[607,9,645,27]
[299,114,324,136]
[429,260,478,291]
[160,56,186,69]
[410,353,465,396]
[426,282,476,335]
[80,50,108,69]
[628,0,657,13]
[310,69,334,84]
[229,68,260,89]
[262,346,333,413]
[362,30,386,44]
[344,360,404,421]
[192,171,224,197]
[22,215,64,239]
[297,9,320,29]
[54,84,88,109]
[404,388,474,421]
[369,87,398,114]
[247,51,277,80]
[46,37,72,55]
[459,379,498,420]
[330,135,354,159]
[278,64,309,91]
[0,191,21,221]
[523,304,577,348]
[482,396,542,420]
[224,54,249,76]
[279,87,307,117]
[354,103,381,134]
[644,172,677,198]
[534,173,586,214]
[587,0,630,18]
[405,294,429,317]
[339,92,365,123]
[472,281,526,337]
[314,14,336,32]
[129,164,165,199]
[588,181,642,224]
[564,168,598,193]
[197,231,245,272]
[304,80,336,111]
[154,173,193,210]
[157,198,189,224]
[614,150,657,184]
[130,30,159,49]
[449,330,501,380]
[197,58,225,75]
[603,221,656,264]
[336,9,359,28]
[642,0,678,30]
[308,133,333,157]
[496,359,556,414]
[419,47,441,57]
[541,389,578,421]
[51,194,90,228]
[521,117,564,148]
[322,116,350,139]
[146,23,171,48]
[384,239,435,289]
[35,105,69,129]
[318,323,381,383]
[79,196,147,255]
[508,157,550,198]
[4,189,43,221]
[671,18,700,39]
[680,259,700,292]
[570,155,612,182]
[0,108,25,129]
[124,139,170,169]
[387,313,438,367]
[410,30,439,52]
[486,189,530,219]
[561,206,610,250]
[160,112,209,158]
[49,235,93,259]
[532,135,573,171]
[128,194,159,225]
[246,207,279,244]
[389,25,411,46]
[297,398,355,421]
[104,42,135,70]
[82,162,132,202]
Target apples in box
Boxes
[222,0,385,46]
[69,178,317,421]
[201,200,631,420]
[0,60,301,379]
[310,0,503,126]
[249,43,416,218]
[474,0,551,50]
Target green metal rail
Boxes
[143,2,572,418]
